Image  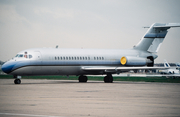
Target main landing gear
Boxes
[78,75,88,82]
[13,75,21,84]
[104,74,113,83]
[78,74,113,83]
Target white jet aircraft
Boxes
[160,60,180,74]
[2,23,180,84]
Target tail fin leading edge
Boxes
[133,23,180,53]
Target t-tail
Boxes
[133,23,180,53]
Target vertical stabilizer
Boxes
[176,62,180,67]
[164,59,170,68]
[133,23,180,53]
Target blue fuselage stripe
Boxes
[144,33,167,38]
[2,60,121,74]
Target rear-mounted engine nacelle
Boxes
[120,56,153,66]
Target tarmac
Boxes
[0,79,180,117]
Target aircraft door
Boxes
[34,51,41,60]
[32,51,42,75]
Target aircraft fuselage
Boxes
[2,48,156,76]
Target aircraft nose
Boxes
[1,62,15,74]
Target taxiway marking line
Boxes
[0,112,65,117]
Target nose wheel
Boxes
[13,75,21,84]
[14,79,21,84]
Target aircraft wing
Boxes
[82,66,167,73]
[162,74,180,77]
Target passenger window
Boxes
[102,57,104,60]
[80,57,82,60]
[88,57,90,60]
[66,57,68,60]
[85,57,87,60]
[77,57,79,60]
[63,57,65,60]
[29,55,33,59]
[58,57,59,60]
[94,57,96,60]
[61,57,62,60]
[55,57,57,60]
[72,57,73,60]
[74,57,76,60]
[99,57,101,60]
[69,57,71,60]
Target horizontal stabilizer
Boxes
[154,23,180,28]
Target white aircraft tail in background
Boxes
[164,59,171,68]
[160,60,179,74]
[176,62,180,68]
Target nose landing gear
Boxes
[13,75,21,84]
[14,79,21,84]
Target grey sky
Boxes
[0,0,180,63]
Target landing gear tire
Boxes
[14,79,21,84]
[79,75,88,82]
[104,74,113,83]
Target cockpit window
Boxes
[14,54,32,59]
[24,54,28,58]
[18,54,23,58]
[15,54,19,57]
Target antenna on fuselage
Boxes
[143,26,150,28]
[56,45,58,48]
